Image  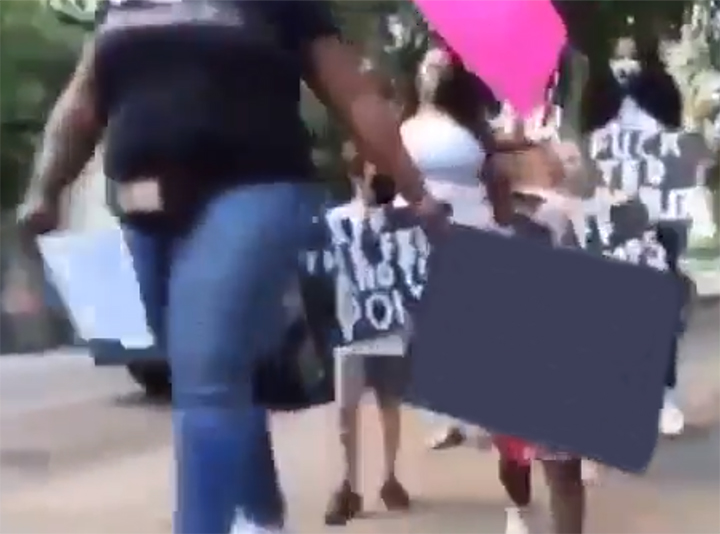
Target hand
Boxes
[16,192,61,236]
[412,192,450,232]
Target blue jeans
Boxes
[124,181,322,534]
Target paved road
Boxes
[1,301,718,533]
[0,351,168,494]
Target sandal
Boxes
[324,481,362,526]
[380,477,410,511]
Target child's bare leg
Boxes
[372,357,411,510]
[541,458,585,534]
[499,458,532,507]
[325,358,364,525]
[376,397,410,510]
[499,458,534,534]
[340,404,360,489]
[377,399,401,482]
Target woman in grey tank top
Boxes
[493,135,600,534]
[398,43,506,450]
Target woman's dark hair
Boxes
[403,47,500,135]
[655,222,682,272]
[580,37,682,134]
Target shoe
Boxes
[659,389,685,437]
[581,460,600,484]
[230,514,285,534]
[324,481,362,526]
[428,426,466,450]
[505,506,533,534]
[379,477,410,511]
[233,525,285,534]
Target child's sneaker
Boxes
[505,506,534,534]
[659,388,685,436]
[230,514,285,534]
[581,460,601,484]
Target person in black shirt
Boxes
[16,2,445,533]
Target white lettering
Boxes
[596,160,618,186]
[610,129,633,160]
[376,261,395,289]
[392,289,406,325]
[644,156,666,187]
[619,159,641,195]
[335,267,361,343]
[365,293,394,332]
[327,215,349,245]
[323,250,336,272]
[664,187,694,221]
[304,251,319,274]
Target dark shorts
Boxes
[335,354,409,408]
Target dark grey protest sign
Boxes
[407,225,680,473]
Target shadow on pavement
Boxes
[111,391,170,411]
[648,423,720,488]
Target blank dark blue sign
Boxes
[407,225,681,473]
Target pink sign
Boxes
[414,0,567,116]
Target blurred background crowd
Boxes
[1,0,719,355]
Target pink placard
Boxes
[414,0,567,116]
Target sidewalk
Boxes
[2,403,719,534]
[687,263,720,298]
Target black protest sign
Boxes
[302,206,426,345]
[407,225,681,473]
[587,128,712,228]
[583,198,669,271]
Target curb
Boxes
[683,261,720,298]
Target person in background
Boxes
[655,221,694,436]
[579,33,690,439]
[324,154,410,525]
[399,41,507,451]
[493,132,588,534]
[15,2,446,533]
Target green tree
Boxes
[0,0,84,208]
[19,0,696,202]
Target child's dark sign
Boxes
[303,205,426,345]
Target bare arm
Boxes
[24,41,104,204]
[304,37,426,205]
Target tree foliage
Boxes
[0,0,84,208]
[0,0,697,207]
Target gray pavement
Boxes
[0,301,718,533]
[0,352,167,495]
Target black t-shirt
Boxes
[94,0,338,184]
